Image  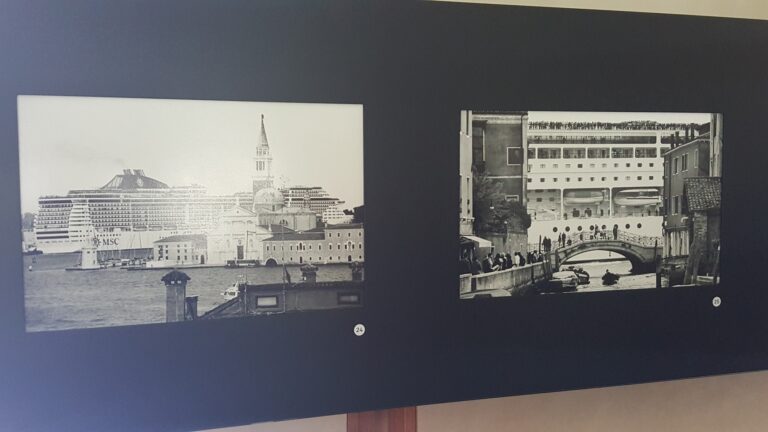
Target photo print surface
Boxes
[459,111,723,298]
[19,96,365,331]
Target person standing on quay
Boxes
[613,224,619,240]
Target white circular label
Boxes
[353,323,365,336]
[712,296,722,308]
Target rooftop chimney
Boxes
[161,270,191,322]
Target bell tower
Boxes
[252,114,274,193]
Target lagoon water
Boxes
[24,254,356,332]
[565,259,662,293]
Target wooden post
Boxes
[347,407,417,432]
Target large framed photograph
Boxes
[460,111,722,298]
[19,96,364,332]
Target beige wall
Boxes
[438,0,768,21]
[210,370,768,432]
[207,1,768,431]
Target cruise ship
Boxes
[525,120,705,252]
[33,169,250,255]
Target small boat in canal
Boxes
[602,270,620,286]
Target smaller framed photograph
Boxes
[459,110,722,299]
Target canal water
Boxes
[24,254,357,332]
[562,259,661,293]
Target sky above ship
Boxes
[17,96,364,214]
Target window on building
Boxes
[577,177,583,182]
[528,178,532,183]
[507,147,522,165]
[577,164,583,168]
[613,176,618,181]
[637,176,642,180]
[694,150,698,168]
[565,164,571,169]
[566,178,570,182]
[590,177,595,181]
[673,157,679,174]
[649,176,654,180]
[625,176,631,180]
[539,178,545,182]
[682,153,688,171]
[553,178,558,182]
[338,293,361,305]
[256,296,279,307]
[673,196,680,214]
[527,148,536,159]
[536,197,543,202]
[553,164,559,169]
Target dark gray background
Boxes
[1,1,767,431]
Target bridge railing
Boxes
[545,229,661,250]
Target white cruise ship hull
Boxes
[36,228,202,254]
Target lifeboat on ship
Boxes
[613,189,661,206]
[564,190,605,205]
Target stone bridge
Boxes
[549,230,662,273]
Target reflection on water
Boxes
[24,254,356,332]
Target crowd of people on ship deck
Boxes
[528,121,695,131]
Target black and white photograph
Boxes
[459,111,723,298]
[19,96,365,332]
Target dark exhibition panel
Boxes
[1,1,767,431]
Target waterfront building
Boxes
[261,223,364,266]
[279,185,345,218]
[661,129,711,258]
[472,111,529,204]
[321,205,353,225]
[148,234,208,268]
[525,120,700,251]
[459,110,474,236]
[681,177,721,282]
[206,206,296,264]
[471,111,529,254]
